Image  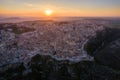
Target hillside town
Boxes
[0,19,108,66]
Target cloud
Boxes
[23,3,37,8]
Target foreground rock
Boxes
[0,54,120,80]
[0,62,25,80]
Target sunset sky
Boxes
[0,0,120,17]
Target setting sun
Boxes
[45,9,53,16]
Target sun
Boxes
[45,9,53,16]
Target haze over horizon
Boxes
[0,0,120,17]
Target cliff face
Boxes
[84,28,120,55]
[94,39,120,70]
[85,27,120,70]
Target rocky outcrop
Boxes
[0,54,120,80]
[0,62,25,80]
[27,54,120,80]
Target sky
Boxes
[0,0,120,17]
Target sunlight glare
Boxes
[45,9,53,16]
